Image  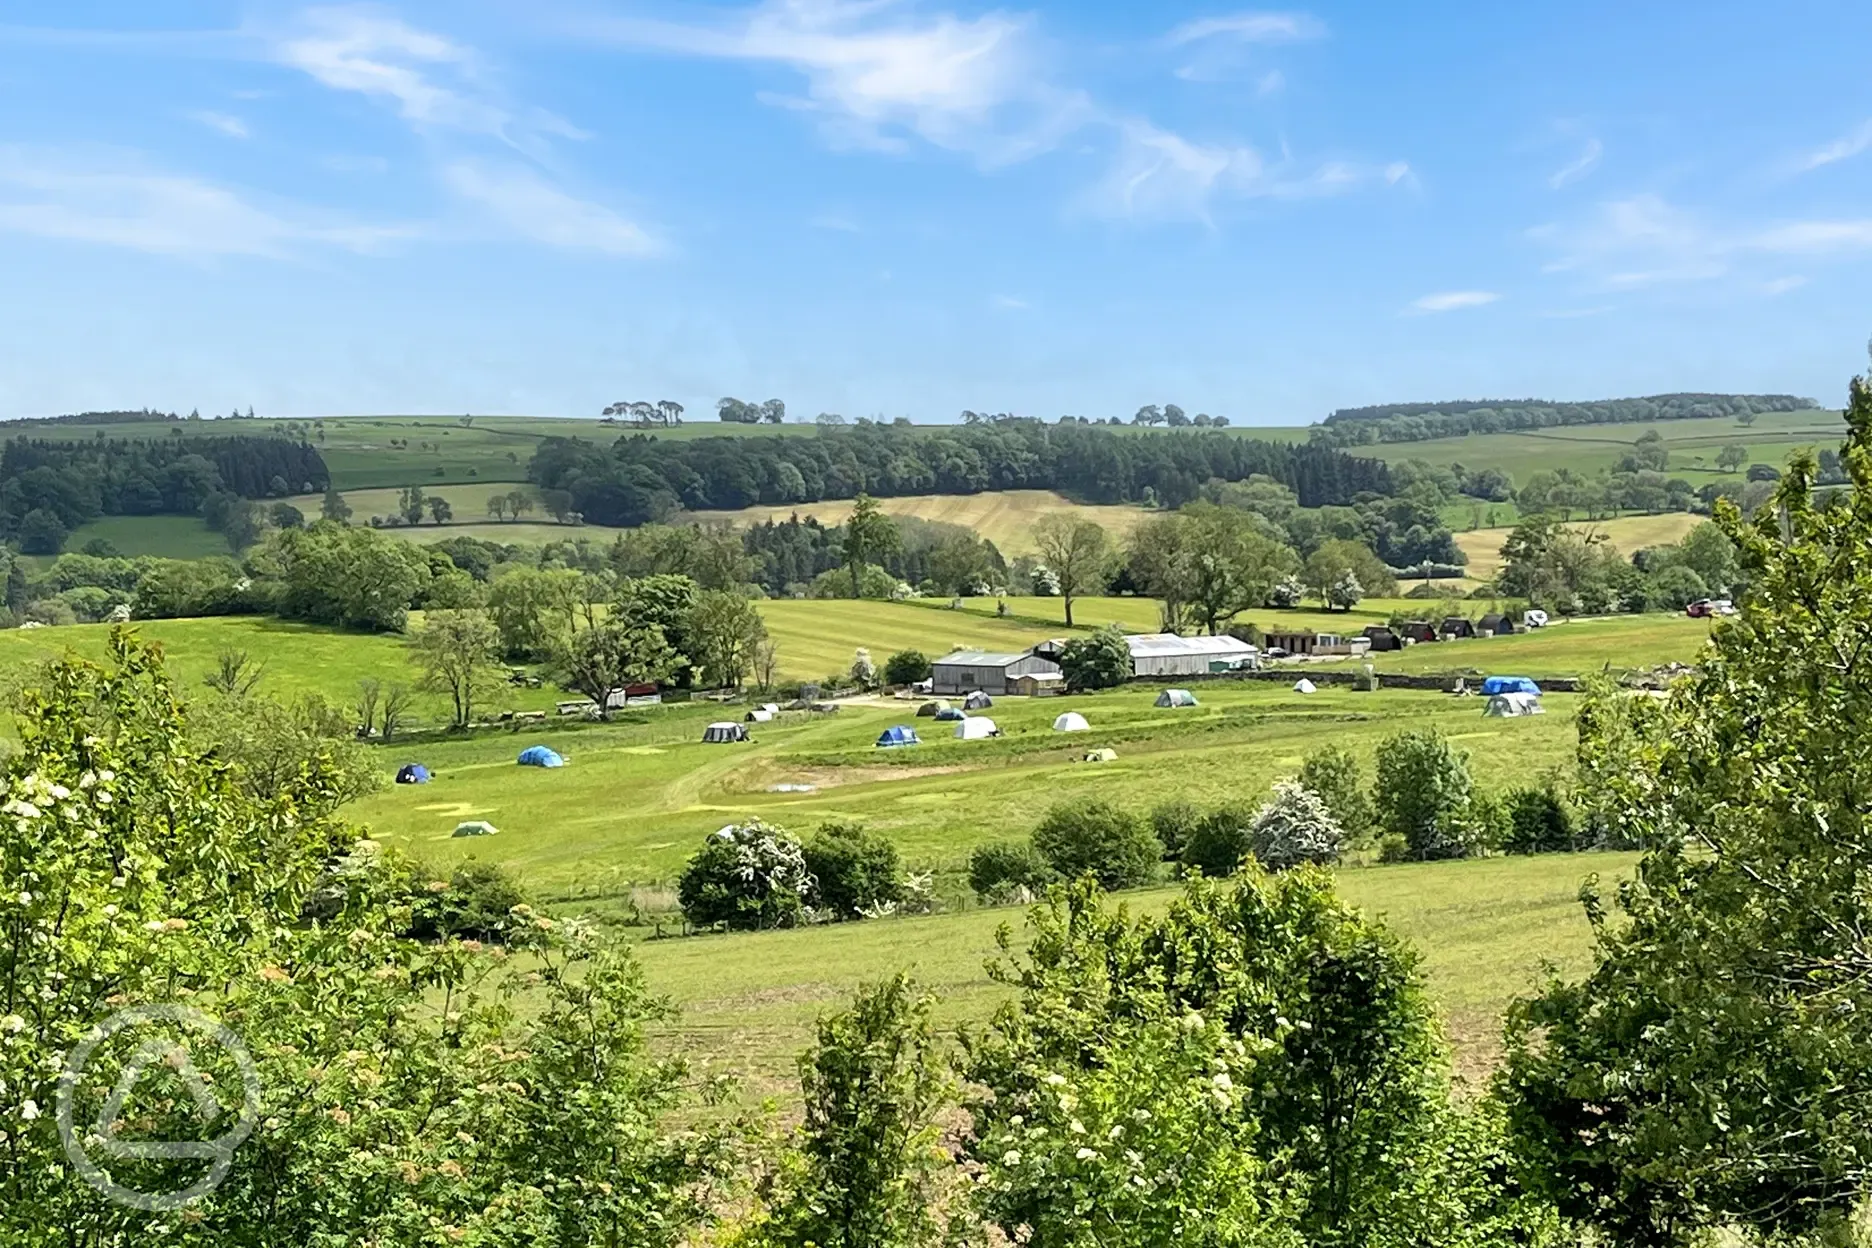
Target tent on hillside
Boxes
[1480,675,1542,696]
[954,717,1000,740]
[915,700,951,718]
[1081,748,1118,763]
[1154,689,1199,708]
[394,763,430,785]
[963,691,994,710]
[702,722,749,744]
[1052,711,1090,732]
[1485,693,1545,717]
[1292,678,1317,695]
[745,708,775,722]
[876,725,921,748]
[452,820,498,838]
[935,706,967,722]
[517,746,564,768]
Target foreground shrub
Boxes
[967,841,1055,903]
[804,823,906,919]
[1503,782,1578,854]
[1150,799,1204,860]
[1374,729,1480,860]
[678,819,815,929]
[963,875,1559,1246]
[1248,780,1346,870]
[1179,801,1257,877]
[1031,800,1162,890]
[404,857,530,942]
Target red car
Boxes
[1686,599,1715,618]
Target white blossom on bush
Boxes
[1249,780,1346,870]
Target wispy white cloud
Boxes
[272,6,584,152]
[990,293,1027,309]
[1761,275,1807,296]
[187,110,250,139]
[441,161,661,257]
[1407,290,1499,314]
[809,212,861,232]
[1532,192,1872,290]
[1793,119,1872,173]
[586,0,1088,166]
[1255,69,1285,96]
[0,146,413,257]
[1547,136,1601,188]
[1163,11,1325,47]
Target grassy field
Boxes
[633,850,1632,1092]
[1358,408,1842,480]
[1452,512,1705,580]
[41,515,230,563]
[688,490,1153,556]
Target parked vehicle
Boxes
[1687,599,1715,618]
[1523,609,1550,629]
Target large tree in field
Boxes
[1127,503,1298,634]
[1302,538,1396,607]
[687,590,768,690]
[1499,372,1872,1245]
[1030,514,1114,627]
[557,616,682,718]
[412,608,504,728]
[841,495,900,598]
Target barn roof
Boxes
[1124,633,1256,657]
[933,650,1033,667]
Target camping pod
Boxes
[1052,711,1090,732]
[702,722,750,744]
[1154,689,1199,708]
[394,763,431,785]
[954,717,1000,740]
[517,746,564,768]
[876,725,921,748]
[963,691,994,710]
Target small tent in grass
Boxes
[1484,692,1545,717]
[394,763,430,785]
[1052,711,1090,732]
[876,725,921,748]
[1292,678,1317,695]
[517,746,564,768]
[1480,675,1542,697]
[954,717,1000,740]
[963,690,994,710]
[1082,747,1117,763]
[702,722,749,744]
[452,820,498,837]
[915,700,950,718]
[1155,689,1199,708]
[934,706,967,722]
[745,708,775,722]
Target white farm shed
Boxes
[931,649,1061,696]
[1124,633,1258,679]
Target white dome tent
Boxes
[954,717,1000,740]
[1292,678,1317,695]
[1052,711,1090,732]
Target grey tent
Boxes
[745,708,775,722]
[963,690,994,710]
[1154,689,1199,708]
[1484,693,1545,717]
[915,700,951,718]
[702,721,750,743]
[452,820,498,838]
[1081,748,1118,763]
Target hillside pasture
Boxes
[1356,408,1841,481]
[635,850,1632,1092]
[40,515,230,563]
[1453,512,1705,580]
[686,490,1153,555]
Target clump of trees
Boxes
[1314,391,1813,445]
[677,820,910,929]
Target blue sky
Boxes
[2,1,1870,425]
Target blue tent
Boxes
[876,725,921,748]
[517,746,565,768]
[934,707,967,722]
[1480,676,1541,696]
[394,763,430,784]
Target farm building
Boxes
[1399,620,1440,644]
[1361,625,1403,652]
[1125,633,1258,678]
[1263,630,1371,658]
[1478,612,1515,637]
[1012,672,1065,697]
[1441,617,1478,640]
[931,649,1061,696]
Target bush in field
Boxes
[1298,744,1374,845]
[1503,782,1578,854]
[678,819,816,929]
[1149,799,1203,860]
[1030,800,1162,890]
[882,648,932,686]
[404,858,530,943]
[1179,802,1257,877]
[804,823,906,920]
[1057,624,1131,691]
[1248,780,1346,870]
[1374,729,1480,861]
[967,841,1055,902]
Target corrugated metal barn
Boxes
[931,650,1061,696]
[1124,633,1258,678]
